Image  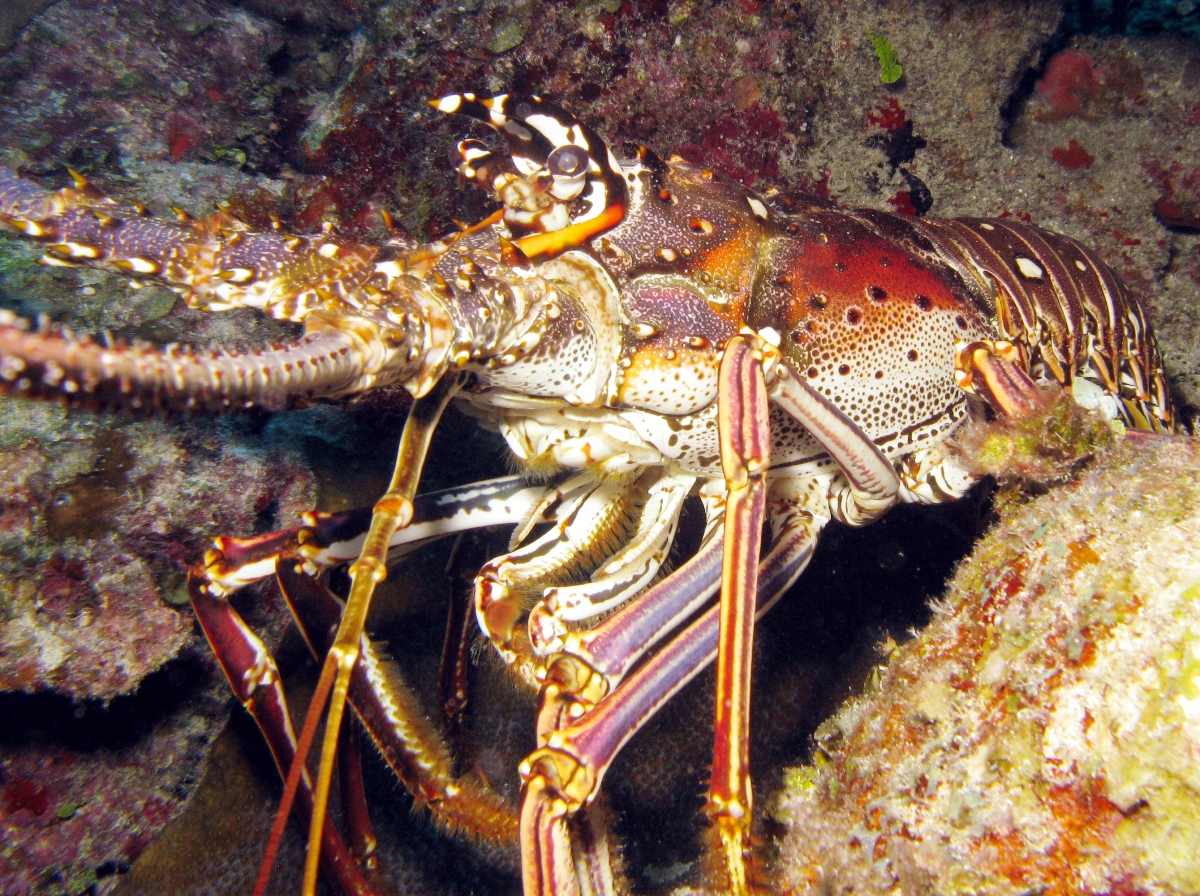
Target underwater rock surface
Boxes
[0,657,232,896]
[774,434,1200,895]
[0,399,317,896]
[0,401,316,700]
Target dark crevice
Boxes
[999,41,1058,149]
[997,2,1083,151]
[1067,0,1200,35]
[0,647,212,754]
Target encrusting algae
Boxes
[773,431,1200,895]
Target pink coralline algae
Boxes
[773,434,1200,896]
[0,401,316,701]
[1033,48,1106,120]
[1052,138,1095,170]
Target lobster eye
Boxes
[548,145,587,178]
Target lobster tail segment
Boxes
[0,310,369,412]
[906,215,1173,432]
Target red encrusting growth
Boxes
[1154,198,1200,230]
[1144,159,1200,230]
[999,209,1036,224]
[166,112,202,163]
[866,97,907,133]
[677,106,786,186]
[798,169,832,202]
[1034,49,1104,121]
[887,190,917,215]
[167,130,194,163]
[1052,139,1094,170]
[2,780,49,817]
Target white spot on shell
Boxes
[1075,259,1088,272]
[14,219,47,237]
[747,197,768,220]
[60,242,101,259]
[41,360,64,386]
[1015,257,1044,279]
[979,222,995,231]
[224,267,255,283]
[374,260,404,282]
[459,143,490,162]
[502,121,533,141]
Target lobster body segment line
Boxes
[0,92,1175,896]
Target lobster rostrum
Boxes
[0,92,1175,896]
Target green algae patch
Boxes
[867,31,903,84]
[954,388,1120,485]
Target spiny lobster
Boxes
[0,92,1175,896]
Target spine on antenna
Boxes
[0,310,367,412]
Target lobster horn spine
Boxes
[0,309,372,412]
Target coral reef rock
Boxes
[774,434,1200,896]
[0,399,316,701]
